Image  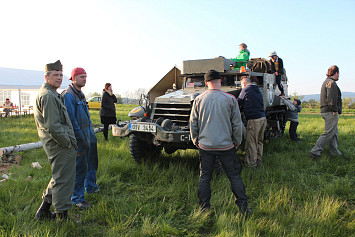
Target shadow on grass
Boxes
[143,151,200,174]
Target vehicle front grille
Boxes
[151,103,192,127]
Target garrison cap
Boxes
[204,70,221,82]
[45,60,62,72]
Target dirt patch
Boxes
[0,155,21,174]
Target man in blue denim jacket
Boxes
[63,67,99,209]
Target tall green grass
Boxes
[0,109,354,236]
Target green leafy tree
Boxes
[115,94,123,104]
[290,92,304,101]
[86,92,101,99]
[342,97,355,109]
[303,99,319,109]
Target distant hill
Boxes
[301,92,355,101]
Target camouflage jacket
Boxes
[34,83,77,153]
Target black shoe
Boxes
[310,152,320,160]
[34,201,56,221]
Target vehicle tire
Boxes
[129,134,161,163]
[129,134,145,163]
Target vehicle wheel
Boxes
[129,134,161,163]
[129,134,145,163]
[156,117,164,125]
[161,119,173,131]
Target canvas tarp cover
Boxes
[148,67,182,103]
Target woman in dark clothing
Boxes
[100,83,117,140]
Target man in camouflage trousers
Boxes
[33,60,77,220]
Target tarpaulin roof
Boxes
[148,67,182,102]
[0,67,69,90]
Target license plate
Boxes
[129,123,157,132]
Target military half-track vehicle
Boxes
[112,57,288,162]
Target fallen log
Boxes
[0,141,43,157]
[0,126,108,156]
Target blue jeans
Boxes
[198,148,248,210]
[289,121,299,141]
[72,131,99,204]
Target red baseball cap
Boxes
[69,67,86,80]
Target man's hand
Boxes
[333,112,338,115]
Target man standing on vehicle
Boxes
[237,76,267,168]
[269,51,285,96]
[310,65,343,159]
[190,70,250,216]
[63,67,99,209]
[34,60,77,220]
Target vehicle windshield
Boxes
[185,77,205,88]
[185,76,237,88]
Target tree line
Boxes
[86,89,355,109]
[289,93,355,109]
[300,98,355,109]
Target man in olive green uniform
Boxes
[310,65,342,159]
[34,60,77,220]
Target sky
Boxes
[0,0,354,97]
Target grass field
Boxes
[0,105,354,236]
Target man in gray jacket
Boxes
[310,65,343,159]
[190,70,250,216]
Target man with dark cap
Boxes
[33,60,77,220]
[63,67,99,209]
[310,65,343,159]
[190,70,251,217]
